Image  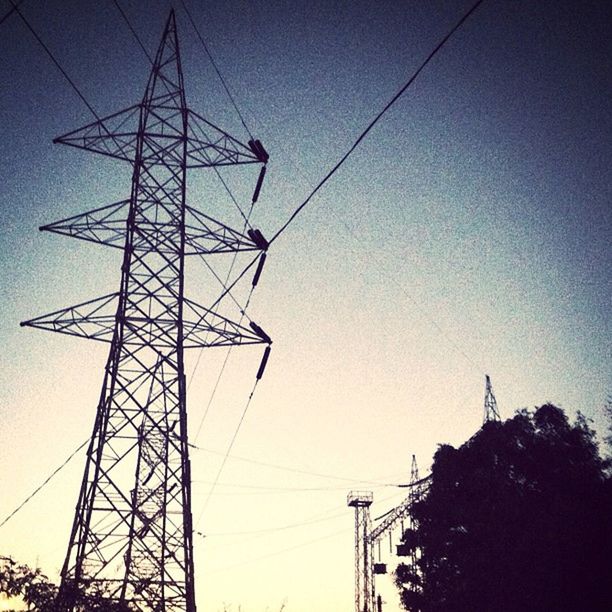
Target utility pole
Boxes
[348,491,375,612]
[483,374,501,424]
[22,11,270,611]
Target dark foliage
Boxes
[396,404,612,611]
[0,556,134,611]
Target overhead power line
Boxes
[195,379,261,525]
[177,0,255,140]
[112,0,153,63]
[0,440,87,530]
[269,0,486,245]
[189,443,406,486]
[0,0,25,27]
[8,0,101,120]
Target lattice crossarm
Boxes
[20,293,119,342]
[182,298,270,348]
[40,199,130,248]
[184,204,261,254]
[185,109,260,167]
[53,104,141,162]
[370,496,412,543]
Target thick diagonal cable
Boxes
[195,378,260,526]
[9,0,101,121]
[0,440,88,529]
[178,0,254,140]
[269,0,486,245]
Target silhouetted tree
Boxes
[0,556,134,611]
[396,404,612,611]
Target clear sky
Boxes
[0,1,610,611]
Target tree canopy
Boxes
[0,556,133,611]
[396,404,612,611]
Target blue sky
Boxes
[0,1,610,610]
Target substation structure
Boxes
[348,456,428,612]
[21,11,271,611]
[349,376,500,611]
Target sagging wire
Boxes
[268,0,486,245]
[189,167,269,438]
[0,440,88,530]
[112,0,153,64]
[8,0,102,121]
[195,376,262,527]
[177,0,255,141]
[188,442,408,486]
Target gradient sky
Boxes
[0,1,610,611]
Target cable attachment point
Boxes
[248,139,269,163]
[249,321,272,345]
[247,228,269,251]
[256,345,272,380]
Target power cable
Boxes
[189,443,407,486]
[0,0,25,26]
[195,378,261,525]
[205,527,349,575]
[0,440,87,529]
[8,0,101,121]
[112,0,153,64]
[202,489,408,573]
[177,0,255,140]
[268,0,486,245]
[204,508,349,537]
[191,480,394,493]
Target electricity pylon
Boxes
[367,456,426,611]
[21,11,270,611]
[483,374,501,423]
[348,491,375,612]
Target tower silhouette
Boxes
[348,491,374,612]
[21,11,270,610]
[483,374,500,424]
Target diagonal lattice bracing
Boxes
[41,199,262,254]
[54,106,261,168]
[22,10,271,612]
[22,293,265,349]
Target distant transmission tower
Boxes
[366,455,426,611]
[348,491,375,612]
[21,11,270,611]
[483,374,501,423]
[405,455,422,602]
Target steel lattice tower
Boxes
[21,11,270,611]
[483,374,500,423]
[405,455,422,602]
[348,491,375,612]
